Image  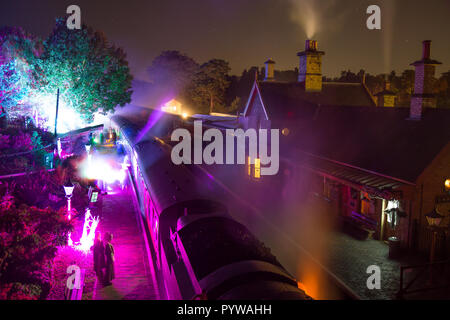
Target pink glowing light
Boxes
[136,109,164,143]
[68,232,73,247]
[78,208,100,252]
[69,208,99,253]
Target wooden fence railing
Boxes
[397,259,450,299]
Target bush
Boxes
[0,118,55,174]
[0,203,72,300]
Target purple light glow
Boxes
[135,108,164,144]
[79,154,126,184]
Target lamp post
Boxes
[63,182,75,220]
[85,144,92,163]
[54,88,60,137]
[425,208,444,263]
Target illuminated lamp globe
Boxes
[425,208,443,227]
[63,183,75,198]
[445,178,450,192]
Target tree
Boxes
[36,18,133,122]
[147,50,199,100]
[0,27,41,114]
[190,59,231,114]
[0,60,29,111]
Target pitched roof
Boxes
[243,81,376,118]
[282,106,450,183]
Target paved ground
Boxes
[325,232,406,299]
[92,188,159,300]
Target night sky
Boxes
[1,0,449,80]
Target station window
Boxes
[254,158,261,179]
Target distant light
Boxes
[182,112,188,119]
[445,179,450,191]
[282,128,290,136]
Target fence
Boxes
[397,259,450,299]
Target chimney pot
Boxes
[264,58,275,81]
[305,39,318,51]
[422,40,431,60]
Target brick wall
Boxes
[411,142,450,253]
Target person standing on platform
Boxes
[103,232,115,286]
[92,232,105,282]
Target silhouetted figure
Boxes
[92,232,105,281]
[103,232,115,286]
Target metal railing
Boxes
[397,259,450,299]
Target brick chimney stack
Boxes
[298,40,325,92]
[264,58,275,81]
[409,40,442,119]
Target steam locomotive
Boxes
[111,109,310,300]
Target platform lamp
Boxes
[425,207,444,262]
[63,182,75,220]
[445,178,450,193]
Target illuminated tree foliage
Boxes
[0,60,29,111]
[0,27,41,113]
[36,18,133,121]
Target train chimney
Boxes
[298,40,325,92]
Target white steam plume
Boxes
[288,0,351,39]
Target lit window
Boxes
[247,156,251,176]
[254,158,261,179]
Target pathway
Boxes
[92,188,159,300]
